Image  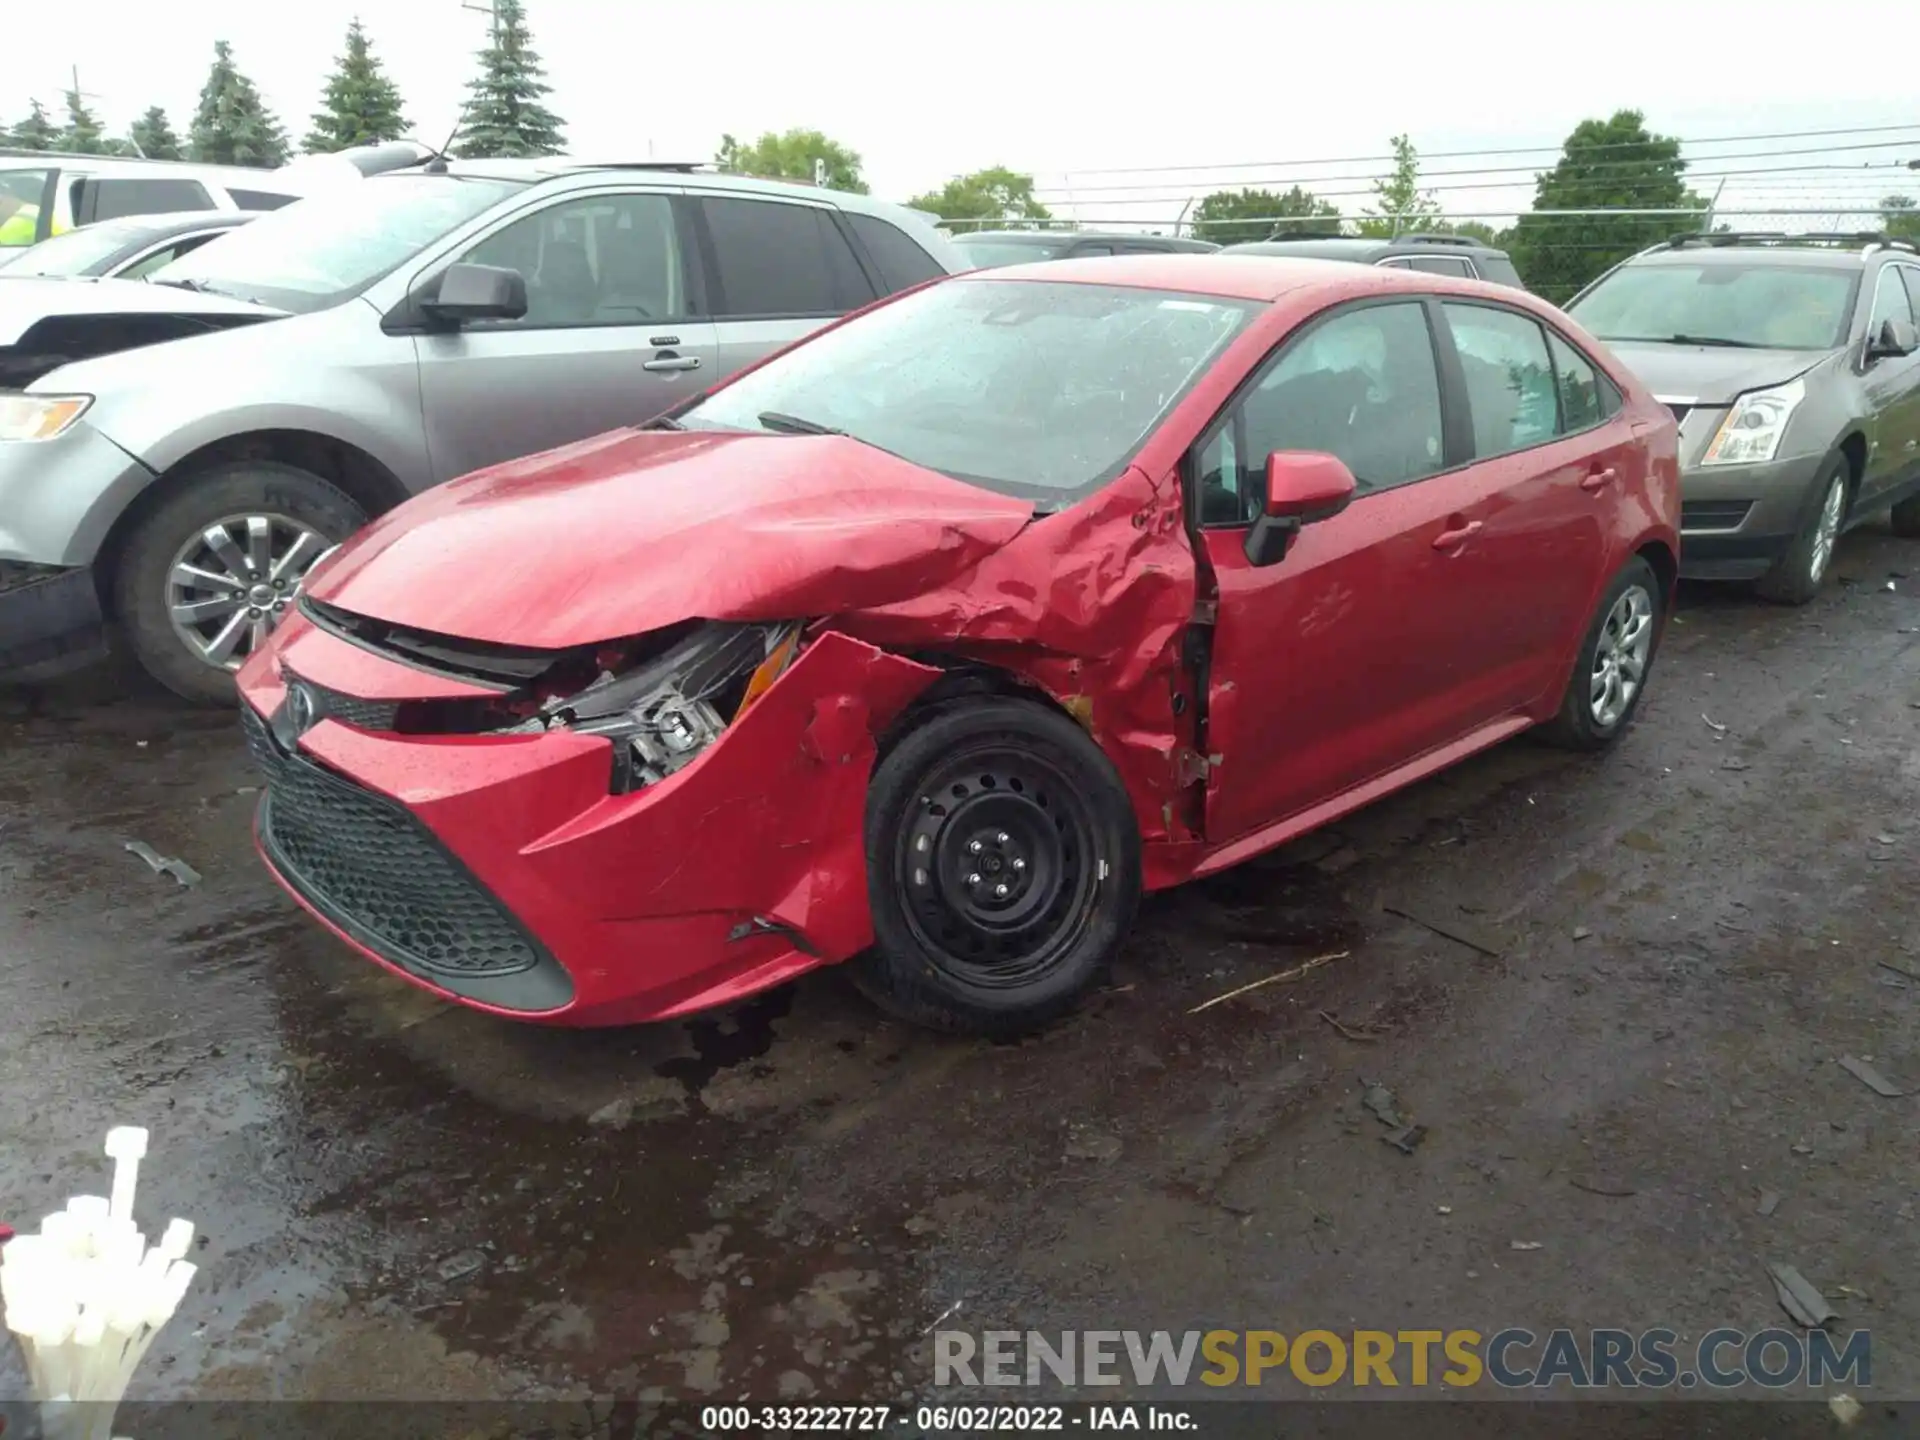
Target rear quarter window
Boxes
[228,189,297,212]
[1474,254,1526,289]
[844,212,948,293]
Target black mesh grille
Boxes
[242,703,544,979]
[308,681,399,731]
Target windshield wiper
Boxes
[757,411,844,437]
[150,277,212,292]
[1662,334,1768,349]
[641,414,683,430]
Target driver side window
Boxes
[1868,265,1917,332]
[1194,301,1445,525]
[460,192,689,329]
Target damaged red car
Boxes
[237,255,1679,1035]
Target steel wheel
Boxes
[895,744,1102,989]
[1808,472,1846,585]
[166,512,333,671]
[1589,583,1654,729]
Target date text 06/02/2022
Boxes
[698,1404,1194,1431]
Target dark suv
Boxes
[952,229,1219,270]
[1220,233,1526,288]
[1566,232,1920,603]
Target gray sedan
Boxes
[0,211,255,281]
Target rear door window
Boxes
[1442,302,1560,456]
[85,177,215,222]
[844,212,946,292]
[700,196,876,319]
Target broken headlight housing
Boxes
[512,620,803,793]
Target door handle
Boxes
[1432,519,1482,550]
[1580,466,1619,493]
[643,354,702,373]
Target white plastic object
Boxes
[103,1128,149,1225]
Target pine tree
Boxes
[452,0,566,159]
[129,107,183,161]
[188,40,290,168]
[62,89,106,154]
[7,101,60,152]
[304,18,410,153]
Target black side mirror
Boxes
[420,262,528,325]
[1244,451,1358,567]
[1868,316,1919,360]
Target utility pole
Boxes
[58,65,111,154]
[460,0,500,41]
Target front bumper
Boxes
[1677,450,1829,581]
[236,619,939,1026]
[0,421,157,566]
[0,562,106,681]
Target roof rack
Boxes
[1262,227,1348,241]
[1660,230,1912,252]
[1393,233,1479,247]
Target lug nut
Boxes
[995,831,1010,845]
[994,883,1009,898]
[1012,858,1026,872]
[968,839,983,854]
[966,872,981,886]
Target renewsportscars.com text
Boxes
[934,1328,1870,1391]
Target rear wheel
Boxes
[856,697,1141,1037]
[1754,455,1849,605]
[1541,555,1662,752]
[115,462,365,705]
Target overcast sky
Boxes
[14,0,1920,225]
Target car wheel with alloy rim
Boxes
[1755,455,1849,606]
[1542,554,1664,752]
[115,461,365,705]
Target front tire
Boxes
[1754,455,1849,606]
[1540,555,1662,752]
[115,461,366,705]
[855,697,1142,1037]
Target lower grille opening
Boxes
[1681,499,1754,531]
[242,704,572,1008]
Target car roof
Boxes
[90,210,256,237]
[1625,237,1909,268]
[964,252,1520,303]
[0,152,306,192]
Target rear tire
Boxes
[1540,555,1662,753]
[855,697,1142,1037]
[1891,490,1920,539]
[1754,455,1849,605]
[115,462,365,706]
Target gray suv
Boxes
[0,156,964,701]
[1567,233,1920,603]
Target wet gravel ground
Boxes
[2,522,1918,1422]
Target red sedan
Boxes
[237,255,1679,1035]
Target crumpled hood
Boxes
[1602,340,1826,406]
[0,277,280,346]
[306,428,1038,648]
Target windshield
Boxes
[0,218,150,277]
[678,277,1257,502]
[0,168,54,252]
[1570,262,1859,350]
[953,237,1068,270]
[148,173,528,313]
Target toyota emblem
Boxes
[285,681,318,735]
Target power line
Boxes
[1043,123,1920,178]
[1032,140,1920,197]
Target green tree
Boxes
[305,18,411,153]
[452,0,566,159]
[1507,110,1703,304]
[1881,195,1920,243]
[128,107,182,161]
[61,89,106,154]
[1357,134,1440,238]
[907,167,1053,231]
[189,41,290,167]
[715,129,867,193]
[8,100,60,152]
[1191,185,1339,246]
